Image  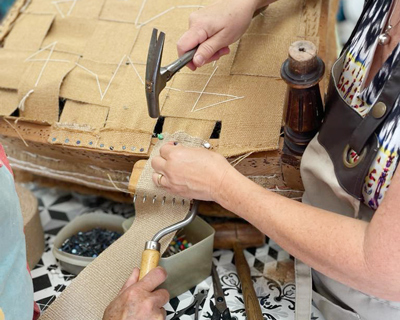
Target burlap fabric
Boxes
[39,132,205,320]
[0,0,326,157]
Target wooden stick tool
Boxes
[213,222,265,320]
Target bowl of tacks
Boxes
[53,213,126,275]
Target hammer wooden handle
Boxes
[139,249,160,280]
[233,241,264,320]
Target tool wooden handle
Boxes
[139,249,160,280]
[233,241,264,320]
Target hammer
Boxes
[145,28,197,118]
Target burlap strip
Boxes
[39,132,205,320]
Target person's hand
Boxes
[177,0,257,70]
[103,267,169,320]
[151,142,233,202]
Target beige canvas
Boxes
[83,20,139,64]
[39,132,205,320]
[4,13,54,51]
[64,0,106,19]
[163,117,216,140]
[60,59,129,107]
[26,0,105,19]
[24,0,59,15]
[100,0,147,23]
[49,100,109,148]
[0,89,18,116]
[0,49,32,90]
[218,75,287,156]
[1,0,325,157]
[247,0,304,36]
[58,100,109,129]
[231,34,320,78]
[18,51,79,123]
[42,17,97,55]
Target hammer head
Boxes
[145,29,166,118]
[145,29,197,118]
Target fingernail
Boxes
[194,54,205,67]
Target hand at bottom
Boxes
[103,267,169,320]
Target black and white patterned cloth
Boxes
[30,185,324,319]
[337,0,400,209]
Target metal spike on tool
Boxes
[145,28,197,118]
[139,200,200,279]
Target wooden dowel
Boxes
[233,241,264,320]
[139,249,160,280]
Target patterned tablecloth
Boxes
[30,185,324,320]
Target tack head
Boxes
[203,142,211,149]
[378,33,391,46]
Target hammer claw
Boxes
[145,28,197,118]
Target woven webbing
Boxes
[39,132,204,320]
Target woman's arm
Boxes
[177,0,276,70]
[151,143,400,301]
[218,160,400,301]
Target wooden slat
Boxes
[1,117,296,196]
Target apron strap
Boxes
[295,259,313,320]
[348,57,400,154]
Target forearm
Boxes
[216,167,398,300]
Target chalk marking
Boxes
[27,59,70,63]
[193,96,244,112]
[25,41,57,62]
[76,55,126,100]
[135,3,203,27]
[126,55,144,84]
[24,42,68,88]
[35,42,57,87]
[137,6,175,28]
[191,66,218,112]
[51,0,80,18]
[135,0,147,26]
[185,90,237,98]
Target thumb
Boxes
[119,267,140,294]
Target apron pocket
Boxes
[313,290,361,320]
